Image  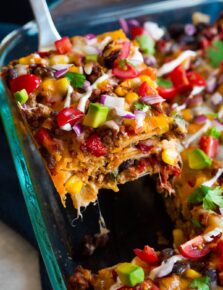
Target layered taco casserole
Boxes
[2,8,223,290]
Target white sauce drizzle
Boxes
[63,85,73,108]
[202,168,223,187]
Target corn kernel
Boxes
[125,92,139,105]
[140,75,156,89]
[123,119,136,127]
[162,149,178,166]
[68,66,80,73]
[55,78,70,95]
[19,53,42,65]
[49,54,69,65]
[98,29,127,41]
[185,269,202,279]
[115,86,127,97]
[173,229,184,247]
[42,79,55,92]
[182,109,193,122]
[65,175,83,195]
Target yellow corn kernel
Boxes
[68,66,80,73]
[144,115,170,134]
[42,79,55,92]
[125,92,139,105]
[98,29,127,41]
[123,119,136,127]
[162,149,178,166]
[55,78,70,95]
[140,75,156,89]
[188,123,202,134]
[65,175,83,196]
[19,53,42,65]
[49,54,69,65]
[115,86,128,97]
[173,229,184,247]
[185,269,202,279]
[182,109,193,122]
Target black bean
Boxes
[168,24,185,39]
[202,268,217,283]
[190,261,206,272]
[103,49,121,69]
[118,159,135,173]
[34,66,54,78]
[159,248,174,261]
[172,261,190,275]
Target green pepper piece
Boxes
[85,54,98,62]
[157,77,173,88]
[188,148,212,170]
[207,127,221,139]
[83,103,109,128]
[135,34,155,55]
[14,89,29,104]
[116,263,144,287]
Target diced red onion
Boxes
[83,80,91,90]
[72,124,82,136]
[143,55,156,66]
[115,108,135,119]
[54,68,69,78]
[210,92,223,105]
[184,24,196,36]
[51,64,73,70]
[100,95,125,109]
[85,34,96,40]
[186,94,203,107]
[128,19,140,27]
[194,114,207,124]
[119,18,129,34]
[140,94,165,105]
[135,110,146,127]
[206,76,217,93]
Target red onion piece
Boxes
[194,114,207,124]
[54,68,69,78]
[206,76,216,93]
[115,108,135,119]
[186,94,203,107]
[72,124,82,136]
[119,18,129,34]
[128,19,140,27]
[100,95,125,109]
[210,92,223,105]
[184,24,196,36]
[143,55,156,66]
[83,80,91,90]
[140,94,165,105]
[85,34,96,40]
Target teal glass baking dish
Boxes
[1,0,223,289]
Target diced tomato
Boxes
[85,134,106,157]
[157,87,178,100]
[216,240,223,271]
[199,37,210,50]
[170,65,190,92]
[219,272,223,286]
[35,128,52,145]
[57,107,84,127]
[37,51,50,58]
[199,135,219,159]
[178,235,211,260]
[130,26,144,38]
[137,143,154,153]
[138,81,156,97]
[55,37,72,54]
[187,71,206,87]
[119,41,131,59]
[10,74,41,94]
[134,245,159,264]
[137,159,148,173]
[112,61,139,79]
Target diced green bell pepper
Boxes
[83,103,109,128]
[14,89,29,104]
[207,127,221,139]
[136,34,155,55]
[116,263,144,287]
[188,148,212,170]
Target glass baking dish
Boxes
[1,0,223,289]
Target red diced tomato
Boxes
[178,235,211,260]
[119,41,131,59]
[130,26,144,38]
[86,134,106,157]
[157,87,178,100]
[112,61,139,79]
[35,128,51,145]
[10,74,41,94]
[199,135,218,159]
[170,65,190,92]
[138,81,156,97]
[57,107,84,127]
[134,245,159,264]
[55,37,72,54]
[37,51,50,58]
[187,71,206,87]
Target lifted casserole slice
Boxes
[2,30,186,212]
